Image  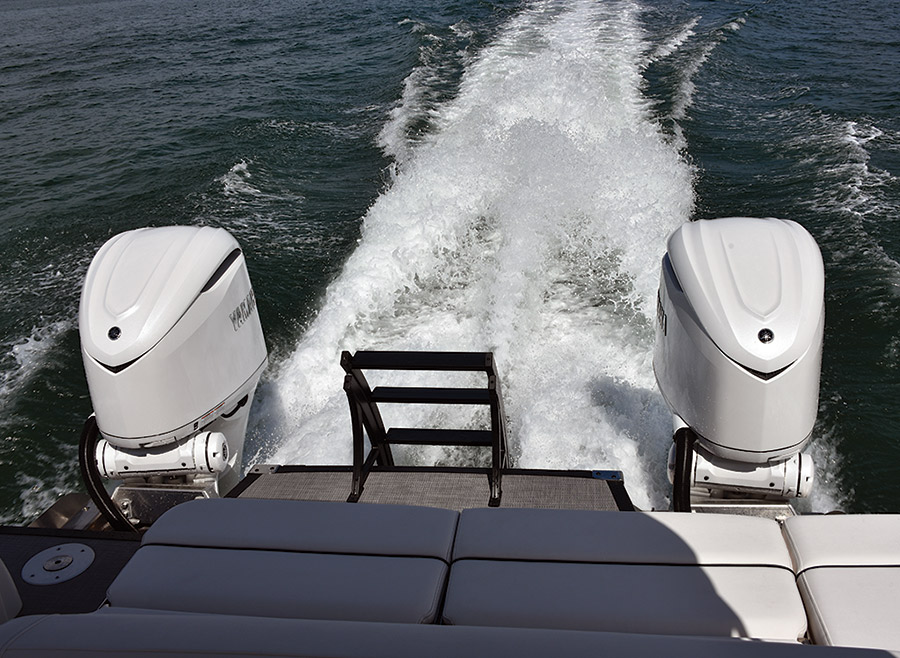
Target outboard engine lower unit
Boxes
[654,217,823,512]
[79,226,267,527]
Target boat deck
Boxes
[0,526,139,616]
[0,465,631,620]
[229,465,634,512]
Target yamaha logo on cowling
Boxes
[229,289,257,331]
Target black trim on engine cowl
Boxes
[201,248,242,294]
[100,355,141,374]
[738,361,792,381]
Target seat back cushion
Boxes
[143,498,459,561]
[107,500,459,624]
[782,514,900,572]
[784,514,900,650]
[453,508,792,567]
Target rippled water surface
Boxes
[1,0,898,522]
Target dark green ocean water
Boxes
[1,0,898,523]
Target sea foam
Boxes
[251,0,694,511]
[0,321,70,414]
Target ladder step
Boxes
[386,428,493,447]
[343,351,494,373]
[370,387,491,405]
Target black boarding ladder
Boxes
[341,351,509,506]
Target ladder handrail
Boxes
[487,374,508,504]
[342,350,495,372]
[340,350,509,505]
[342,368,393,502]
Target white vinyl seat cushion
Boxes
[451,508,795,567]
[108,545,448,623]
[0,559,21,625]
[443,508,806,641]
[783,515,900,650]
[782,514,900,573]
[0,612,889,658]
[444,560,803,639]
[141,498,458,560]
[107,499,458,624]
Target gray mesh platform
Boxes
[231,467,632,512]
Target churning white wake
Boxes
[252,0,694,510]
[0,321,70,416]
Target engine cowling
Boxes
[654,217,824,464]
[80,226,267,451]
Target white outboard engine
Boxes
[654,217,823,512]
[79,226,267,526]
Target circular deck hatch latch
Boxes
[22,543,95,585]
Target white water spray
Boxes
[252,0,694,510]
[0,321,70,415]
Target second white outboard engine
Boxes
[79,226,267,527]
[654,217,823,512]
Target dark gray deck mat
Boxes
[237,469,622,512]
[238,470,352,503]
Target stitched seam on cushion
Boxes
[798,575,832,646]
[449,556,796,574]
[444,514,460,564]
[796,564,900,578]
[139,544,452,567]
[418,564,448,624]
[782,526,804,573]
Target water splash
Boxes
[252,0,693,510]
[0,321,71,414]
